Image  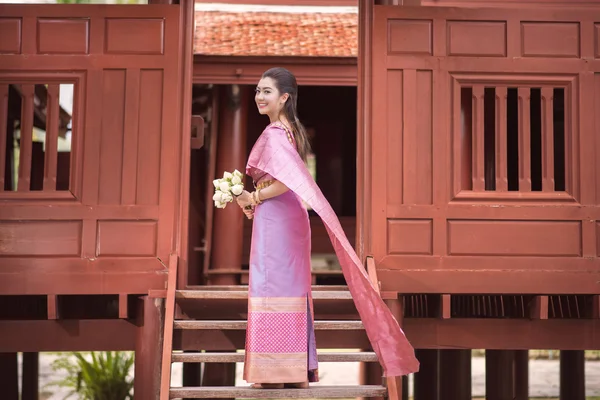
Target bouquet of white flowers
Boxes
[213,169,245,209]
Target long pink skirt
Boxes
[243,190,318,383]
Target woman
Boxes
[236,67,419,389]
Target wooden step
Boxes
[205,269,343,276]
[176,290,352,300]
[169,385,386,399]
[185,285,349,291]
[173,320,364,330]
[171,351,378,363]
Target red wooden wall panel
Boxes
[0,4,183,295]
[369,5,600,294]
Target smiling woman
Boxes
[235,67,419,389]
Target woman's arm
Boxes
[236,180,290,208]
[256,180,289,201]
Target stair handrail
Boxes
[159,254,178,400]
[366,255,381,294]
[366,256,402,400]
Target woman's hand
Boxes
[242,206,254,220]
[236,190,252,208]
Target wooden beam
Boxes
[47,294,58,320]
[0,320,136,352]
[405,318,600,350]
[593,295,600,318]
[0,269,167,295]
[530,295,548,319]
[441,294,451,319]
[193,56,357,86]
[378,269,600,294]
[119,294,128,319]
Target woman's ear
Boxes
[281,93,290,103]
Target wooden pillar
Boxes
[4,119,14,191]
[414,349,439,400]
[209,84,249,285]
[22,352,39,400]
[560,350,585,400]
[514,350,529,400]
[439,350,471,400]
[0,353,18,400]
[384,297,408,400]
[486,350,514,400]
[203,85,248,391]
[359,362,383,400]
[134,296,165,400]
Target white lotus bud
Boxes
[219,181,230,193]
[223,171,233,180]
[214,200,226,209]
[222,192,233,203]
[231,184,244,196]
[213,179,220,189]
[231,175,242,185]
[233,169,243,178]
[212,191,223,202]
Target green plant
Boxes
[47,351,134,400]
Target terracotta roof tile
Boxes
[194,10,358,57]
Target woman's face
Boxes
[255,77,288,119]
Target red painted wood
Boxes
[413,349,439,400]
[0,4,183,296]
[0,353,18,399]
[439,350,471,400]
[486,350,515,400]
[208,85,249,285]
[135,296,163,400]
[514,350,529,400]
[17,84,34,191]
[369,4,599,295]
[560,350,585,400]
[0,84,8,190]
[22,352,38,400]
[43,84,59,191]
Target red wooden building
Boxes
[0,0,599,399]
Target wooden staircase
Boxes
[159,285,389,399]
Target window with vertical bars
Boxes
[1,83,73,193]
[460,85,568,193]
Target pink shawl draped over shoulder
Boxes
[246,125,420,377]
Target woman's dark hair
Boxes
[262,67,311,162]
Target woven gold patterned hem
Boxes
[248,297,307,313]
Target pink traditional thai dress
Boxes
[243,122,419,384]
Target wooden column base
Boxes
[0,353,18,400]
[486,350,515,400]
[514,350,529,400]
[560,350,585,400]
[414,349,439,400]
[134,296,165,400]
[22,352,39,400]
[439,349,471,400]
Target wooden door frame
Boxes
[175,0,195,289]
[356,0,373,262]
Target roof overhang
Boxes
[193,55,357,86]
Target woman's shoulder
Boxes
[264,121,288,134]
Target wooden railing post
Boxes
[159,254,179,400]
